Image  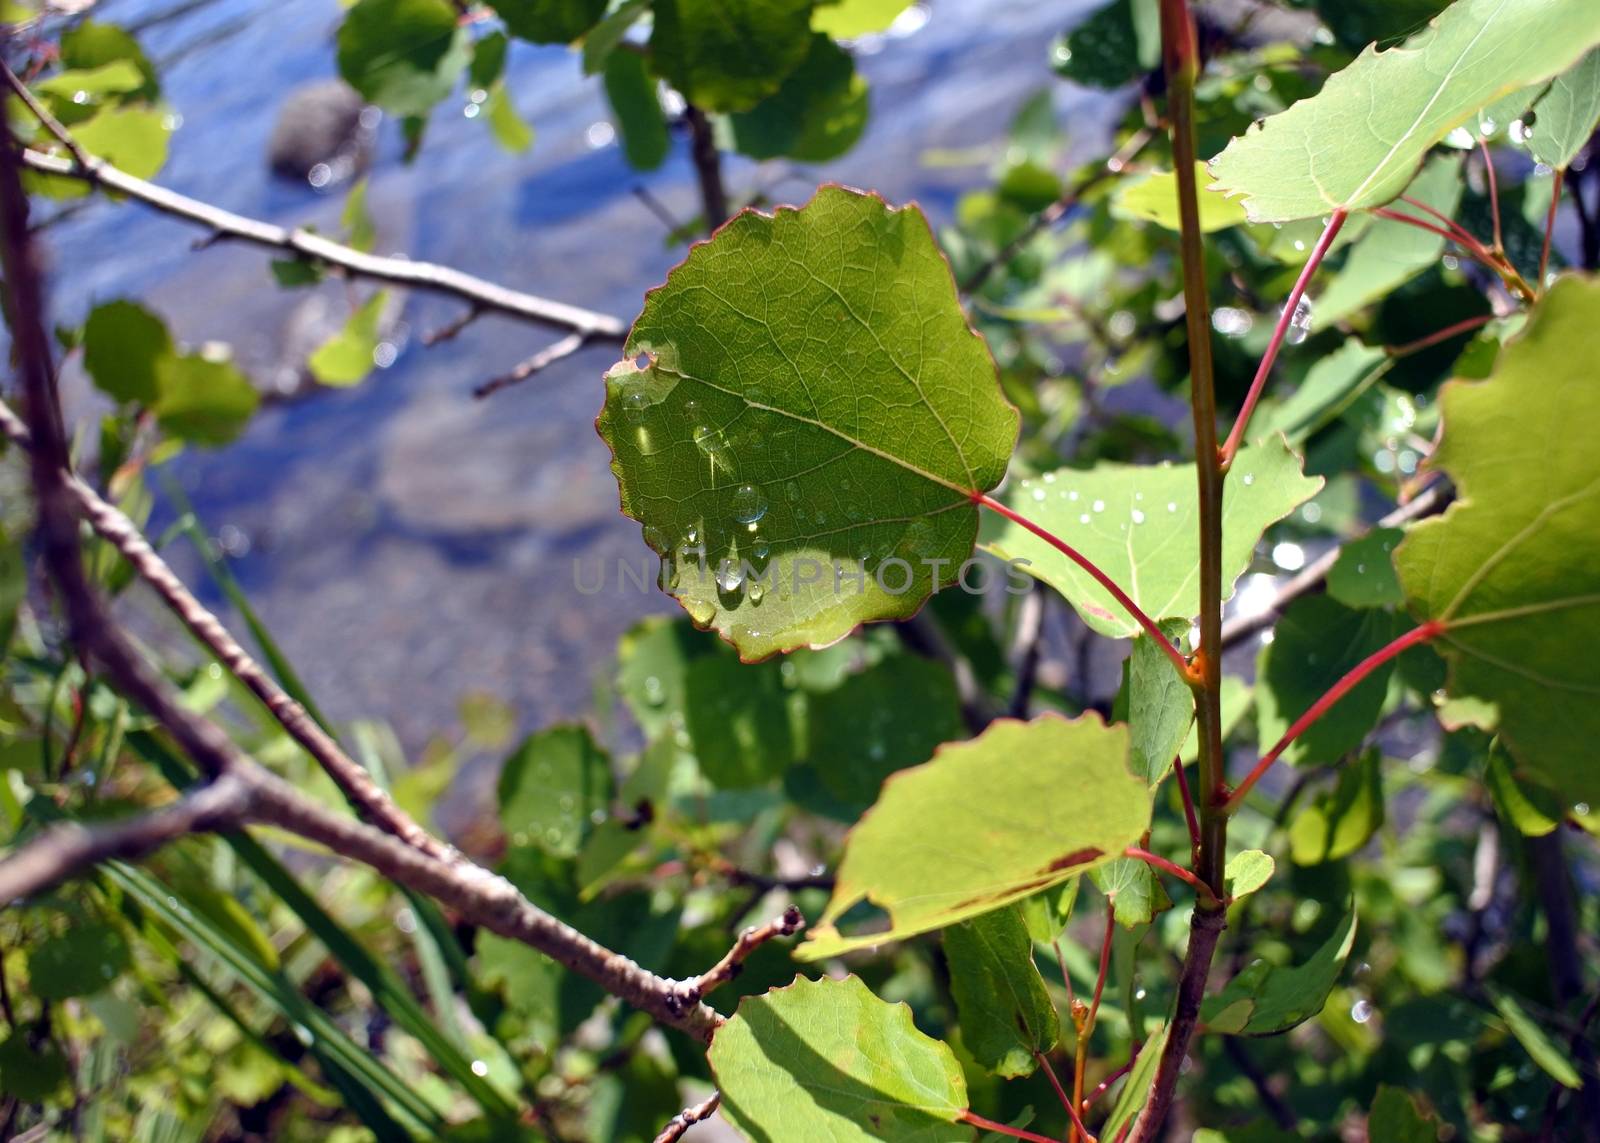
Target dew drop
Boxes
[748,581,765,603]
[785,481,801,501]
[1241,473,1255,486]
[1285,297,1314,345]
[1092,499,1106,512]
[754,540,770,559]
[1350,999,1374,1024]
[1031,486,1047,503]
[716,562,745,592]
[1068,490,1079,501]
[1131,509,1146,524]
[685,524,700,544]
[1079,513,1091,524]
[1043,472,1057,484]
[1166,502,1178,512]
[683,398,700,418]
[732,484,768,524]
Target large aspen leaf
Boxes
[598,187,1019,659]
[798,714,1150,959]
[1396,275,1600,805]
[979,441,1320,639]
[1208,0,1600,222]
[709,976,969,1142]
[1528,47,1600,170]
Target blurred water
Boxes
[40,0,1114,752]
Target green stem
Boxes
[1127,3,1228,1137]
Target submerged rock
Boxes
[267,79,373,184]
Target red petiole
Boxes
[1221,210,1347,466]
[974,492,1190,676]
[1124,845,1221,907]
[960,1109,1087,1143]
[1221,620,1444,813]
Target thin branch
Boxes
[421,305,483,347]
[1221,209,1347,466]
[0,119,722,1043]
[1084,1045,1140,1107]
[975,493,1190,676]
[1541,169,1565,290]
[1480,140,1504,254]
[1172,756,1202,864]
[958,1110,1077,1143]
[0,397,452,863]
[3,81,623,342]
[1126,905,1226,1140]
[472,331,591,398]
[1037,1049,1097,1143]
[1008,585,1046,718]
[1218,484,1448,649]
[1222,620,1444,812]
[653,1092,720,1143]
[0,774,253,905]
[685,905,803,1004]
[683,104,728,233]
[1124,846,1220,907]
[1389,312,1494,357]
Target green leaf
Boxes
[498,725,613,858]
[1102,1021,1167,1139]
[1395,274,1600,804]
[60,20,159,99]
[811,0,911,38]
[0,526,25,655]
[799,714,1150,959]
[1111,164,1250,233]
[1201,909,1357,1035]
[27,923,130,999]
[730,35,869,163]
[341,178,376,253]
[1327,527,1406,609]
[1258,339,1388,446]
[684,651,797,787]
[152,353,260,446]
[650,0,815,113]
[1051,0,1158,90]
[1489,988,1582,1088]
[337,0,469,118]
[1529,47,1600,169]
[981,441,1321,639]
[805,654,963,805]
[1368,1086,1441,1143]
[484,83,534,153]
[1315,155,1464,326]
[1224,850,1274,900]
[1484,740,1563,836]
[598,186,1018,658]
[709,976,969,1141]
[944,905,1058,1077]
[1256,597,1402,766]
[0,1032,69,1102]
[488,0,608,44]
[308,292,387,387]
[1019,878,1079,945]
[469,29,509,88]
[1125,620,1193,787]
[1091,856,1171,928]
[603,48,669,171]
[1288,750,1385,865]
[31,105,170,195]
[270,259,325,288]
[582,0,650,74]
[82,299,171,405]
[32,60,146,104]
[1208,0,1600,222]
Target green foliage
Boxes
[336,0,469,118]
[1201,909,1358,1034]
[1209,0,1600,220]
[944,905,1058,1077]
[1529,47,1600,169]
[308,293,388,387]
[498,725,613,857]
[802,715,1150,957]
[599,187,1018,658]
[982,442,1320,638]
[1396,275,1600,804]
[650,0,815,113]
[709,976,969,1140]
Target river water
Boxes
[42,0,1113,754]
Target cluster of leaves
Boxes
[4,0,1600,1140]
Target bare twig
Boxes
[421,305,483,347]
[1218,484,1448,650]
[0,396,453,863]
[0,774,253,904]
[0,118,721,1043]
[653,1092,720,1143]
[472,331,591,398]
[683,104,728,233]
[1007,585,1045,718]
[683,904,803,1005]
[6,87,623,341]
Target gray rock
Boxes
[267,79,370,181]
